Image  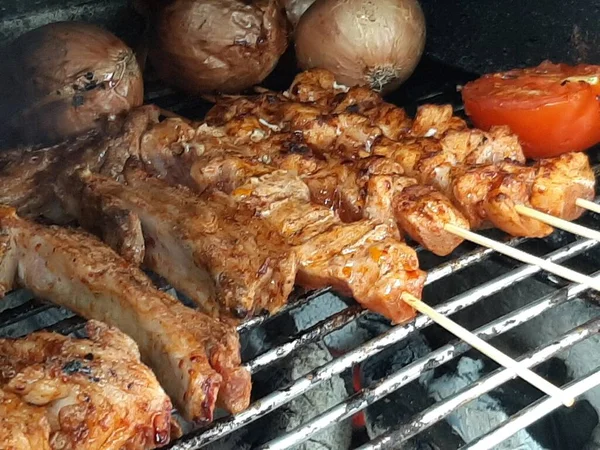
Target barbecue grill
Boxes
[1,2,600,449]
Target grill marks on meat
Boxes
[0,321,172,450]
[57,167,296,320]
[0,207,251,422]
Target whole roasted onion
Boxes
[147,0,289,95]
[295,0,426,95]
[0,22,143,146]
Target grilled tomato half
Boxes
[461,61,600,158]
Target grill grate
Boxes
[1,60,600,450]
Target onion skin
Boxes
[0,22,143,146]
[147,0,289,95]
[283,0,316,27]
[295,0,426,95]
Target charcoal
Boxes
[292,292,369,354]
[359,322,463,449]
[252,342,352,450]
[428,357,547,450]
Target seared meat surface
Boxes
[0,207,251,422]
[0,388,51,450]
[0,321,172,450]
[58,167,296,320]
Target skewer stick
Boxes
[445,224,600,292]
[403,294,575,407]
[576,198,600,215]
[514,205,600,242]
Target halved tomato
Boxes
[461,61,600,158]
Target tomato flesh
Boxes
[462,61,600,158]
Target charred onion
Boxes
[0,22,143,146]
[146,0,289,95]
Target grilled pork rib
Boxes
[0,207,251,422]
[0,321,172,450]
[57,166,297,320]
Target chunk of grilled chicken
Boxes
[531,152,596,221]
[231,170,425,323]
[57,167,296,320]
[0,321,173,450]
[0,389,51,450]
[0,207,251,422]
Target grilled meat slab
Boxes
[0,106,160,224]
[57,167,296,320]
[0,207,251,422]
[0,321,172,450]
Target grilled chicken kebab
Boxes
[0,321,172,450]
[0,206,251,423]
[196,69,595,245]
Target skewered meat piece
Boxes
[57,166,297,320]
[0,207,251,422]
[530,152,596,221]
[230,170,425,323]
[0,388,51,450]
[208,84,595,240]
[0,321,173,449]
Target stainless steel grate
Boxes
[1,70,600,450]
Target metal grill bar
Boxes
[358,316,600,449]
[246,237,526,375]
[260,271,600,449]
[246,305,366,374]
[167,237,599,449]
[462,370,600,450]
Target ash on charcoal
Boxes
[359,320,464,449]
[428,357,547,450]
[251,342,352,450]
[291,292,370,353]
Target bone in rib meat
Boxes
[0,321,173,449]
[0,206,251,422]
[57,165,297,320]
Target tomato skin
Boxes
[462,62,600,158]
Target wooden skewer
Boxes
[445,223,600,292]
[403,294,575,407]
[576,198,600,215]
[514,205,600,242]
